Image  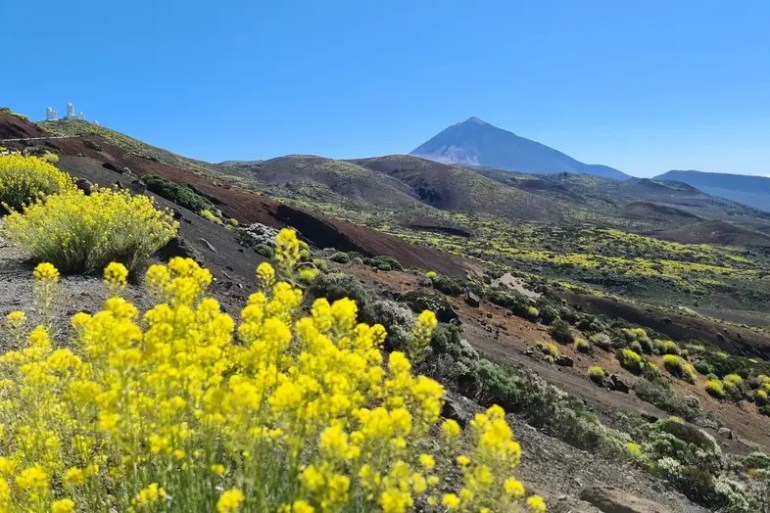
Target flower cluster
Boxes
[0,228,543,513]
[0,154,75,212]
[3,187,178,273]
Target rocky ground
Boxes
[0,228,713,513]
[2,148,766,512]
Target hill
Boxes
[223,154,571,223]
[656,170,770,212]
[411,116,629,179]
[9,108,770,513]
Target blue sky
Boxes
[2,0,769,177]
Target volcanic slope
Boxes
[3,114,468,275]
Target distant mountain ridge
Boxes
[655,170,770,212]
[410,117,629,179]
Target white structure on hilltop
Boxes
[45,102,90,122]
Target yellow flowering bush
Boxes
[0,154,75,212]
[2,188,178,273]
[0,228,542,513]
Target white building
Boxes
[45,107,58,121]
[66,103,75,119]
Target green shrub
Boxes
[143,174,216,213]
[755,388,768,406]
[0,154,75,212]
[574,338,591,353]
[536,341,559,357]
[618,348,644,374]
[623,327,653,354]
[254,244,273,258]
[663,355,696,382]
[590,333,613,351]
[724,373,743,387]
[41,152,60,163]
[526,305,539,321]
[694,359,712,376]
[705,379,725,398]
[308,272,369,308]
[588,365,607,384]
[329,252,350,264]
[549,319,574,343]
[3,188,177,273]
[366,299,415,352]
[539,305,559,325]
[641,361,662,382]
[655,339,681,355]
[200,209,223,225]
[365,255,402,272]
[430,274,465,296]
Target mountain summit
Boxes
[411,117,629,179]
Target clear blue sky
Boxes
[3,0,769,177]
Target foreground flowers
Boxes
[0,229,543,512]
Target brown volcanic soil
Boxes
[1,113,467,276]
[643,219,770,247]
[559,289,770,359]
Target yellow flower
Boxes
[52,498,76,513]
[527,495,547,513]
[104,262,129,292]
[15,465,47,490]
[418,453,435,470]
[442,493,461,509]
[442,419,461,438]
[135,483,166,504]
[64,467,85,486]
[217,488,245,513]
[33,262,60,282]
[292,500,314,513]
[504,477,525,497]
[211,464,226,476]
[5,310,25,327]
[256,262,276,289]
[298,267,320,283]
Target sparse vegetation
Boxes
[705,379,726,398]
[0,154,75,212]
[143,174,216,213]
[549,319,574,343]
[618,348,644,374]
[662,354,697,382]
[588,365,607,384]
[0,232,542,513]
[3,188,177,273]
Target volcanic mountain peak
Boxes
[410,117,629,180]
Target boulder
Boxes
[605,374,630,393]
[464,291,481,308]
[580,486,668,513]
[441,396,472,428]
[75,178,93,195]
[718,427,733,440]
[84,140,101,151]
[155,237,200,262]
[129,180,147,194]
